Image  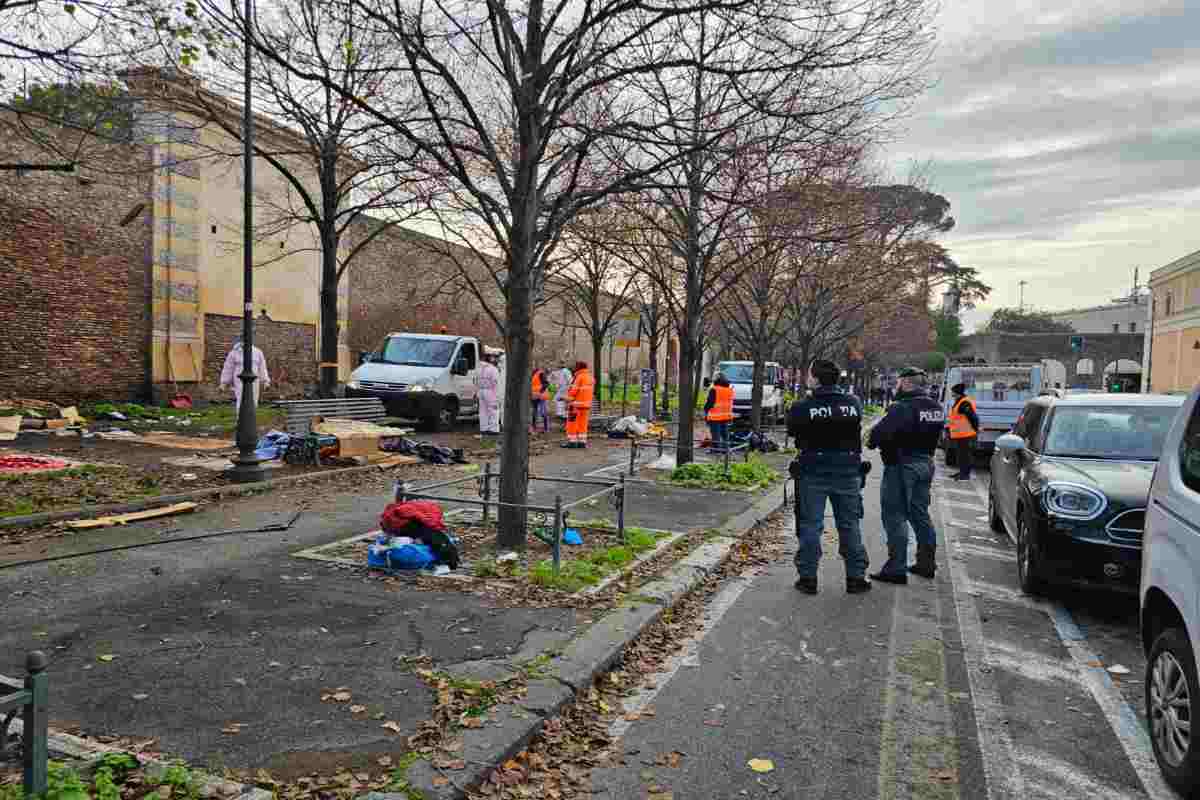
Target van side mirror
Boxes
[359,351,373,365]
[452,357,469,376]
[996,433,1026,454]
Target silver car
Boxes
[1140,383,1200,794]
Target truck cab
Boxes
[345,333,482,431]
[940,363,1043,464]
[714,360,786,425]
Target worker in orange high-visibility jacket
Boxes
[947,382,980,481]
[704,373,735,452]
[530,367,551,434]
[562,361,595,449]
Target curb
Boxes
[0,462,396,530]
[394,481,790,800]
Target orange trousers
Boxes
[566,406,590,442]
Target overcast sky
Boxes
[888,0,1200,332]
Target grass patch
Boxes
[668,455,780,492]
[526,528,663,592]
[383,752,426,800]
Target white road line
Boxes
[606,576,754,742]
[938,481,1026,799]
[1017,747,1147,800]
[968,579,1052,612]
[952,543,1014,562]
[985,640,1090,687]
[961,474,1175,800]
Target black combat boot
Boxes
[909,545,936,579]
[846,577,872,594]
[794,577,818,595]
[870,546,908,584]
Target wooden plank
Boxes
[65,502,199,530]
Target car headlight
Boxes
[1041,482,1107,521]
[346,380,361,390]
[408,379,434,393]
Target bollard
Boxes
[482,462,492,523]
[617,474,627,544]
[657,433,664,458]
[23,651,48,798]
[552,495,563,574]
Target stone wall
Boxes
[0,117,154,405]
[202,314,317,400]
[959,331,1144,390]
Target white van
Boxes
[345,333,483,431]
[1140,383,1200,794]
[714,361,786,425]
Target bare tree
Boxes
[556,206,640,402]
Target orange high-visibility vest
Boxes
[707,385,734,422]
[568,369,594,408]
[531,372,549,401]
[948,396,977,439]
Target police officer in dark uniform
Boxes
[787,359,870,595]
[866,366,945,583]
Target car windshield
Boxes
[717,364,754,383]
[377,337,456,367]
[1042,406,1178,460]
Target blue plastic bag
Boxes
[389,542,436,570]
[562,528,583,546]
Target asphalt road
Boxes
[589,453,1174,800]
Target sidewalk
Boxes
[0,439,786,784]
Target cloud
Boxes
[893,1,1200,314]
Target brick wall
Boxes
[347,219,612,372]
[0,117,154,405]
[202,314,316,400]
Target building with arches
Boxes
[957,332,1143,392]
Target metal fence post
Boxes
[724,445,731,476]
[617,475,627,544]
[393,480,408,503]
[552,495,563,575]
[23,651,47,798]
[628,437,637,476]
[657,433,664,459]
[482,462,492,523]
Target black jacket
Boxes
[704,387,717,413]
[951,393,980,433]
[787,386,863,454]
[868,388,945,465]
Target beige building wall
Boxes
[1147,248,1200,392]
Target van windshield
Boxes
[378,337,456,367]
[717,364,754,384]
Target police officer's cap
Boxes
[897,366,927,378]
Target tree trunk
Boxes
[676,331,696,465]
[750,353,764,432]
[318,227,340,399]
[591,335,604,403]
[498,246,533,549]
[648,333,659,417]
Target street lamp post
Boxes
[228,0,265,483]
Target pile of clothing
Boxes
[368,500,461,571]
[379,437,469,465]
[606,416,670,439]
[730,429,780,453]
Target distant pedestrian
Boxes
[219,336,270,410]
[552,363,573,425]
[530,367,551,433]
[786,359,870,596]
[867,367,945,584]
[947,382,979,480]
[704,372,734,452]
[476,352,501,436]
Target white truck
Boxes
[939,363,1043,465]
[714,360,787,425]
[345,332,490,431]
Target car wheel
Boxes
[1016,512,1044,596]
[1147,627,1200,794]
[431,399,458,432]
[988,478,1005,534]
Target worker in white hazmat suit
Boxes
[476,352,501,435]
[219,336,270,409]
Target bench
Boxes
[275,398,387,437]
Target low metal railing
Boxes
[0,651,49,796]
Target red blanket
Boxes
[380,500,446,535]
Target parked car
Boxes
[988,392,1185,594]
[1140,383,1200,794]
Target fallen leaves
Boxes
[747,758,775,773]
[380,721,404,734]
[97,654,116,663]
[221,723,245,735]
[349,705,367,714]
